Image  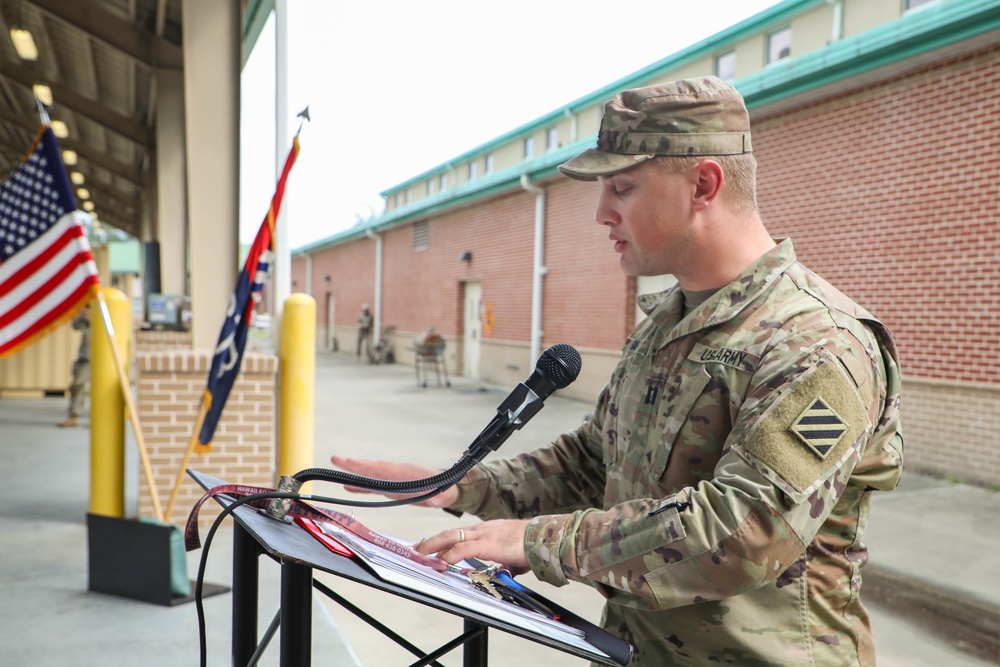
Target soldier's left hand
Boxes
[415,519,531,574]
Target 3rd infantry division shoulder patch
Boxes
[789,397,848,458]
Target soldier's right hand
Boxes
[330,455,460,508]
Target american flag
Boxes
[197,137,299,451]
[0,127,99,358]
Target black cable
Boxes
[195,487,446,666]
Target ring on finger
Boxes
[459,529,465,542]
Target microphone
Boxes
[267,343,583,519]
[466,343,582,459]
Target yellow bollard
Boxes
[89,287,132,517]
[278,293,316,490]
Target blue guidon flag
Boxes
[197,137,299,452]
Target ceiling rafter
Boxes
[0,61,153,147]
[0,106,143,185]
[25,0,182,69]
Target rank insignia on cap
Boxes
[789,397,848,459]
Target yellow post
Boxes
[89,288,131,517]
[278,293,316,488]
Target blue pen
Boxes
[494,570,525,591]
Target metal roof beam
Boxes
[27,0,183,69]
[0,63,154,148]
[0,111,145,186]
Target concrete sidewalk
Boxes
[0,349,997,666]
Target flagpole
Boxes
[164,397,210,520]
[95,290,165,523]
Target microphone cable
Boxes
[195,486,448,667]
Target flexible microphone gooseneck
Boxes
[265,344,581,518]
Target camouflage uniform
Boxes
[452,240,903,665]
[452,77,902,667]
[68,308,90,418]
[446,77,903,665]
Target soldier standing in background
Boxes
[59,304,90,428]
[355,304,373,360]
[333,78,904,665]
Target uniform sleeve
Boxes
[449,388,610,520]
[523,329,886,610]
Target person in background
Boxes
[356,303,373,360]
[333,77,903,666]
[59,304,90,428]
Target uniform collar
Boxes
[639,238,797,341]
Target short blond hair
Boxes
[655,154,758,214]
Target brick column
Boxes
[136,350,277,525]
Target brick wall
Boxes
[294,44,1000,484]
[753,46,1000,382]
[135,329,193,352]
[751,45,1000,483]
[901,379,1000,488]
[135,350,277,524]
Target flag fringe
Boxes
[0,282,99,360]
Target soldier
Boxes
[356,304,373,360]
[59,304,90,427]
[334,77,903,665]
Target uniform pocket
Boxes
[649,367,712,481]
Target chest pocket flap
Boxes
[649,365,712,481]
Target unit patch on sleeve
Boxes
[739,354,871,495]
[789,398,847,459]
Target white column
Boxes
[182,0,241,349]
[273,0,291,337]
[155,68,187,298]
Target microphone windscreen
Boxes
[539,344,582,389]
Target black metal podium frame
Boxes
[192,470,632,667]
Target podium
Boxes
[190,470,632,667]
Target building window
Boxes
[427,178,436,195]
[440,173,448,190]
[524,137,535,159]
[468,161,478,179]
[715,50,736,82]
[547,127,559,150]
[412,220,429,251]
[485,154,494,174]
[404,189,411,204]
[904,0,936,10]
[767,26,791,64]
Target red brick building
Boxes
[293,0,1000,486]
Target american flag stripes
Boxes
[197,137,299,450]
[0,127,99,358]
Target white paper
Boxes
[316,520,608,658]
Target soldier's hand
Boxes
[415,519,531,574]
[330,455,459,508]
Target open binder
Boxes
[189,469,632,666]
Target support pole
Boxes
[278,293,315,486]
[89,290,126,517]
[91,287,165,522]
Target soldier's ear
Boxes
[691,159,724,211]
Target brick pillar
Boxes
[135,350,277,525]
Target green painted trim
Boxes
[382,0,822,196]
[109,241,142,274]
[739,0,1000,107]
[296,0,1000,257]
[293,140,588,256]
[242,0,274,67]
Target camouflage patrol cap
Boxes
[559,76,752,181]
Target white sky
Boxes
[239,0,784,249]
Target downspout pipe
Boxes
[520,174,546,364]
[365,228,383,336]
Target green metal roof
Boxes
[294,0,1000,257]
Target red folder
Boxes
[294,516,354,558]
